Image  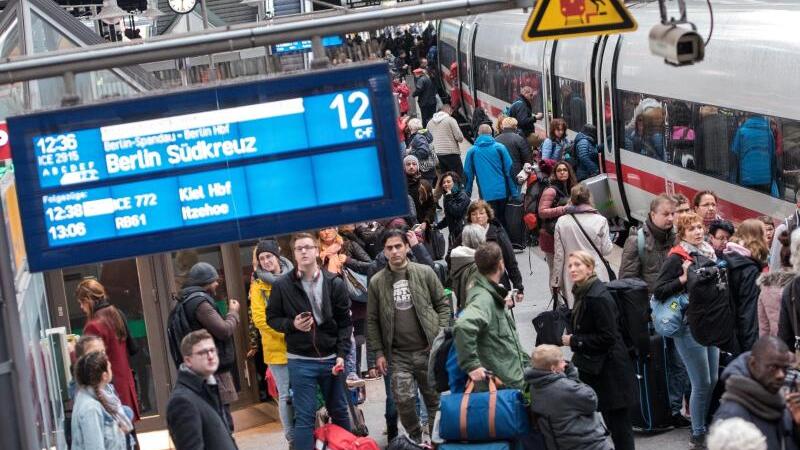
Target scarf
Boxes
[646,217,673,246]
[571,275,598,329]
[319,235,345,274]
[255,257,293,285]
[724,241,752,258]
[680,240,717,261]
[722,374,785,421]
[87,385,134,434]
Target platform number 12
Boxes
[330,91,373,130]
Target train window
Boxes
[439,41,457,84]
[555,77,586,131]
[621,92,667,162]
[472,56,544,114]
[459,49,468,86]
[603,83,612,155]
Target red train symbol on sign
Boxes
[560,0,608,25]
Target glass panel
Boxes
[555,77,586,131]
[603,83,613,155]
[0,23,26,119]
[171,246,229,312]
[62,259,157,416]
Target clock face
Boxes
[168,0,196,14]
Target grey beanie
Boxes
[404,154,419,165]
[256,239,281,259]
[186,262,219,287]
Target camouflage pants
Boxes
[390,350,440,441]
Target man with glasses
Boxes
[167,330,238,450]
[267,232,353,450]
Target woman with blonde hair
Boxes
[77,279,140,423]
[723,219,767,353]
[561,250,635,450]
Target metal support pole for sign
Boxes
[199,0,218,82]
[0,0,528,84]
[61,71,80,106]
[309,35,330,69]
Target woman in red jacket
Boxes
[77,279,140,422]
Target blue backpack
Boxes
[503,99,524,117]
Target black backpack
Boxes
[606,278,650,360]
[686,254,736,353]
[431,328,455,392]
[167,291,208,369]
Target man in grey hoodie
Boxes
[526,345,612,450]
[427,104,465,178]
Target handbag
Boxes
[651,292,689,337]
[343,268,368,303]
[439,376,530,442]
[570,214,617,281]
[532,294,571,346]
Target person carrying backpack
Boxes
[507,85,543,138]
[574,124,600,181]
[731,115,777,194]
[171,262,241,432]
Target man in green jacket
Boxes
[454,242,529,389]
[367,229,451,443]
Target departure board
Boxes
[9,63,407,271]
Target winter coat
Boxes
[366,262,451,360]
[84,306,140,421]
[427,111,464,156]
[435,188,470,240]
[495,129,531,178]
[454,274,529,389]
[407,174,436,224]
[249,257,294,365]
[266,269,353,359]
[167,367,238,450]
[653,251,690,302]
[778,276,800,351]
[731,116,776,187]
[537,183,570,254]
[508,95,537,137]
[574,132,600,181]
[758,270,794,337]
[724,245,763,354]
[541,137,570,161]
[769,212,800,271]
[448,245,479,311]
[413,73,437,108]
[570,278,636,411]
[552,207,614,306]
[526,364,612,450]
[464,134,520,202]
[392,80,410,114]
[485,220,524,292]
[713,352,799,450]
[71,387,127,450]
[619,219,676,294]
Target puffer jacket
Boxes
[464,134,519,202]
[250,257,294,365]
[526,364,612,450]
[731,116,775,187]
[619,219,676,294]
[448,245,479,311]
[454,274,529,389]
[366,262,451,360]
[427,111,464,155]
[541,137,569,161]
[574,132,600,181]
[723,242,763,354]
[757,269,794,337]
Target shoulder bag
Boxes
[570,214,617,281]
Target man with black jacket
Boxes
[413,64,438,126]
[508,86,544,138]
[267,232,353,450]
[167,330,238,450]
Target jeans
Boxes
[287,358,351,450]
[673,324,719,436]
[345,337,357,377]
[665,337,691,416]
[270,364,294,445]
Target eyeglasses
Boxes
[294,245,318,252]
[193,348,217,357]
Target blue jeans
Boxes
[288,358,351,450]
[666,338,691,415]
[270,364,294,445]
[673,325,719,436]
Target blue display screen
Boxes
[273,35,343,54]
[9,63,406,271]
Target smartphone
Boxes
[508,289,518,308]
[412,224,422,232]
[300,311,312,319]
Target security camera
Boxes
[649,23,705,66]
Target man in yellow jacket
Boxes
[249,239,294,448]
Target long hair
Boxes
[549,161,578,190]
[74,351,117,419]
[549,118,567,140]
[76,279,127,341]
[731,219,769,263]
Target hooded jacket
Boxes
[250,256,294,365]
[713,352,799,450]
[731,116,776,187]
[454,274,529,389]
[619,218,676,294]
[448,245,479,311]
[427,111,464,156]
[574,131,600,181]
[758,270,794,338]
[526,364,612,450]
[464,135,519,202]
[408,130,435,166]
[167,366,238,450]
[724,242,764,354]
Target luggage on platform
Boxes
[631,334,674,432]
[313,424,380,450]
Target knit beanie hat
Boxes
[256,239,281,259]
[404,154,419,165]
[186,262,219,287]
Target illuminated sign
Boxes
[9,63,406,271]
[273,35,343,54]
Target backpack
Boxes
[606,278,650,360]
[314,424,380,450]
[167,291,207,369]
[471,107,493,136]
[686,254,737,353]
[429,327,455,392]
[539,184,567,236]
[503,99,524,117]
[523,172,549,231]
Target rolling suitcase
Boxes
[631,334,673,432]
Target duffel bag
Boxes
[314,424,379,450]
[439,376,530,442]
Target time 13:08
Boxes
[35,133,78,154]
[48,222,87,241]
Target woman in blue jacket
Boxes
[541,118,570,161]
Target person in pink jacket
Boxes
[758,230,794,336]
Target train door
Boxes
[437,20,462,116]
[541,41,556,128]
[550,37,595,138]
[458,17,478,119]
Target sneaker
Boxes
[690,433,707,450]
[672,413,692,429]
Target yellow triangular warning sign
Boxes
[522,0,637,42]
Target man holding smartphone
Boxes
[267,232,353,450]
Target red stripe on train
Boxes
[604,160,764,222]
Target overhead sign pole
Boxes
[522,0,637,41]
